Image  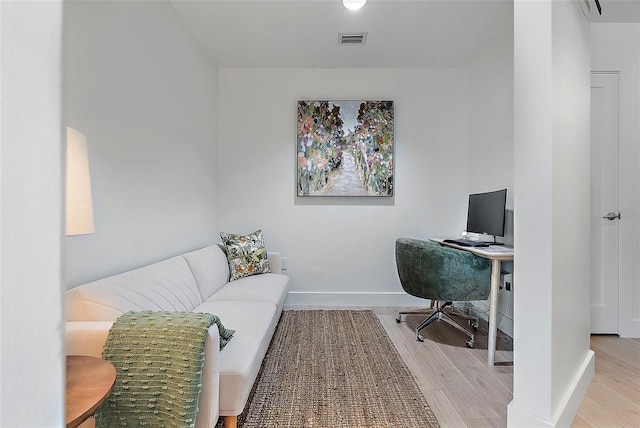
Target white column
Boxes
[509,1,594,426]
[0,1,65,425]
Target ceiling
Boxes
[169,0,514,68]
[590,0,640,22]
[169,0,640,69]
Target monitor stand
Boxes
[489,235,504,246]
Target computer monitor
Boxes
[466,189,507,240]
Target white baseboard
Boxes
[284,291,427,307]
[553,350,595,427]
[507,350,595,427]
[285,293,513,338]
[507,402,555,428]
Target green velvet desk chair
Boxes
[395,238,491,348]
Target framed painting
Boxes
[297,100,394,197]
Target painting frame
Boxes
[296,100,394,197]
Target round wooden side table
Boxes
[66,355,116,428]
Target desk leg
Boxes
[488,259,501,366]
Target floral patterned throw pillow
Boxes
[220,229,271,281]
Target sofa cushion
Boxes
[192,300,279,416]
[209,273,289,311]
[220,229,271,281]
[183,245,230,301]
[66,256,202,321]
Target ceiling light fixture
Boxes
[343,0,366,11]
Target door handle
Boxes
[603,212,621,220]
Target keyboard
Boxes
[443,239,490,248]
[480,246,513,253]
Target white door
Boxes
[590,72,620,334]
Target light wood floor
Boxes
[374,306,514,427]
[293,306,640,428]
[572,335,640,428]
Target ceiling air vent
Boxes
[338,32,367,46]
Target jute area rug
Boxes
[220,309,439,428]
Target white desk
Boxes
[431,238,514,366]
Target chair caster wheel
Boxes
[466,340,474,348]
[472,322,479,330]
[396,315,402,323]
[416,334,424,342]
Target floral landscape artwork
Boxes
[297,100,394,197]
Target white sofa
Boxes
[65,244,290,428]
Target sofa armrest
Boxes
[65,321,220,428]
[196,326,220,428]
[267,252,282,274]
[66,321,113,357]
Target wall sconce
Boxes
[66,127,95,236]
[343,0,366,11]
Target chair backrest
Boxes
[395,238,491,301]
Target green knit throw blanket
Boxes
[97,311,230,428]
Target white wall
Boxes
[467,3,515,198]
[218,68,470,305]
[509,1,593,426]
[591,23,640,337]
[0,1,65,425]
[467,7,515,335]
[64,0,220,288]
